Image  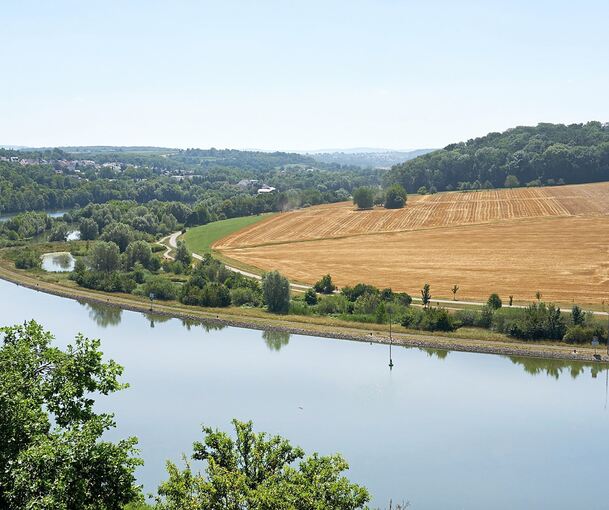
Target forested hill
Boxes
[384,122,609,193]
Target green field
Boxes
[183,214,272,255]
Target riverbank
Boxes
[1,260,606,363]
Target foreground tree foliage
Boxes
[0,321,141,510]
[155,419,370,510]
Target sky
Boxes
[1,0,609,151]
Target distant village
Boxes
[0,155,277,193]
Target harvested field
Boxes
[215,182,609,305]
[215,182,609,249]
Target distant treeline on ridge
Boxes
[384,121,609,192]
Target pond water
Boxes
[0,278,608,509]
[0,209,69,222]
[40,252,75,272]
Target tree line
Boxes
[384,122,609,193]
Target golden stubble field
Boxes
[215,182,609,305]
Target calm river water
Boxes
[1,278,608,509]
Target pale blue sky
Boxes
[1,0,608,150]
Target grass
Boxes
[183,214,273,255]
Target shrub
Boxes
[499,302,566,340]
[14,249,41,270]
[315,295,349,315]
[341,283,379,302]
[200,282,231,307]
[394,292,412,306]
[289,300,313,316]
[401,307,456,332]
[487,293,502,310]
[303,288,318,305]
[230,287,261,307]
[476,305,495,328]
[353,293,381,315]
[313,274,336,294]
[454,309,479,327]
[143,277,178,301]
[563,325,597,344]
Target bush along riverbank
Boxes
[1,240,608,363]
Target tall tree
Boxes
[0,321,141,510]
[262,270,290,313]
[421,283,431,308]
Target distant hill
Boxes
[309,149,434,168]
[384,121,609,192]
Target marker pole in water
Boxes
[388,308,394,369]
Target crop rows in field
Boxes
[215,182,609,250]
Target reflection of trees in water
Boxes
[509,356,608,380]
[144,313,173,328]
[179,318,227,332]
[81,301,123,327]
[419,347,449,360]
[53,253,73,269]
[263,330,291,351]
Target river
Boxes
[1,278,608,509]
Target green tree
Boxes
[125,240,153,270]
[79,217,99,241]
[0,321,141,510]
[421,283,431,308]
[154,419,369,510]
[384,184,407,209]
[314,274,336,294]
[175,240,192,266]
[100,222,134,252]
[262,270,290,314]
[14,248,41,270]
[304,288,318,305]
[570,305,585,326]
[352,187,374,210]
[143,276,178,301]
[48,222,69,242]
[88,241,121,273]
[487,293,502,310]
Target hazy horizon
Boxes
[2,1,608,150]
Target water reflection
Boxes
[419,347,450,360]
[508,355,608,380]
[41,252,75,272]
[263,329,291,351]
[80,301,123,328]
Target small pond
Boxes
[41,252,75,272]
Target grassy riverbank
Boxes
[1,256,606,363]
